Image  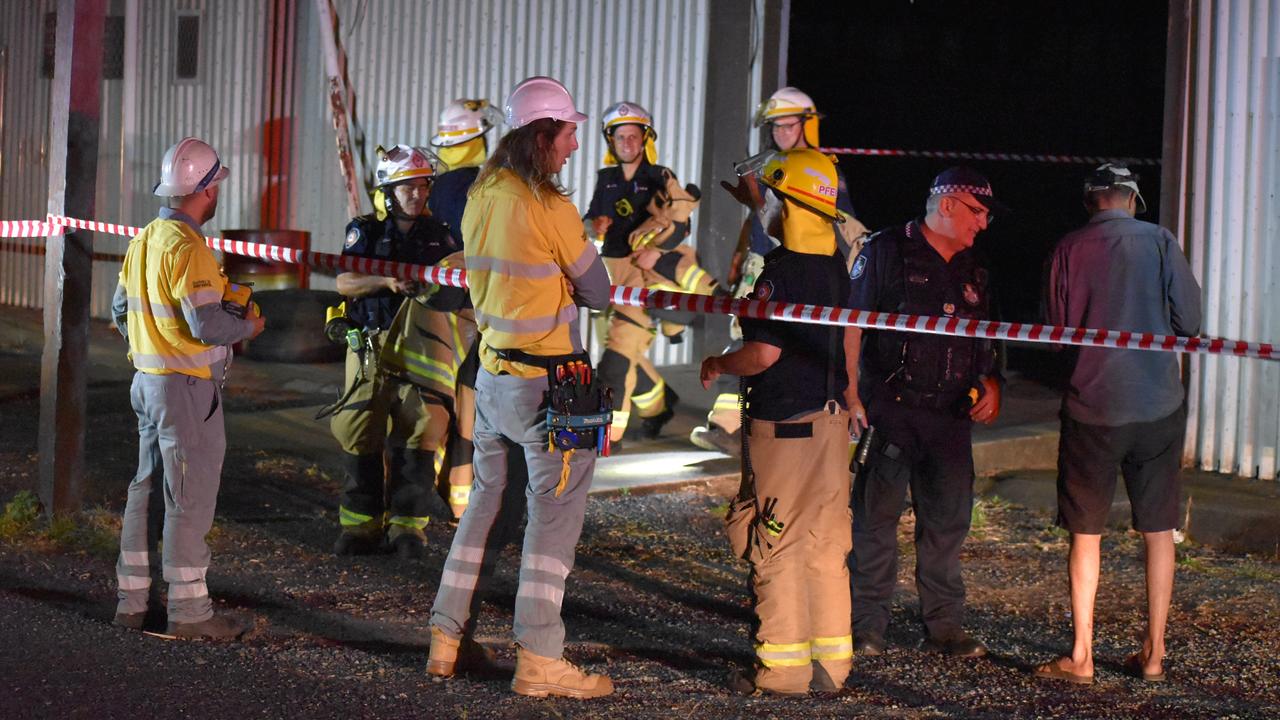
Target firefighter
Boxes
[585,101,718,446]
[329,144,457,558]
[701,148,854,695]
[428,76,614,699]
[421,97,504,521]
[691,86,866,456]
[111,137,266,639]
[429,97,502,245]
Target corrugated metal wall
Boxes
[293,0,711,363]
[0,0,713,365]
[0,0,56,311]
[1178,0,1280,479]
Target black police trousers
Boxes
[850,385,975,641]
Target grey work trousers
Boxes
[430,368,596,658]
[116,371,226,624]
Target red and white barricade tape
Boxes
[0,220,61,237]
[9,214,1274,363]
[816,147,1160,167]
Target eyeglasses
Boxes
[947,195,992,225]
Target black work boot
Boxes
[639,387,680,439]
[334,532,382,556]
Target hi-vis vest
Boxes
[463,168,600,378]
[120,218,229,379]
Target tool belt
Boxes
[491,347,613,456]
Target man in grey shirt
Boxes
[1034,163,1201,685]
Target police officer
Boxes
[585,101,715,445]
[330,144,457,558]
[846,167,1004,658]
[691,86,866,455]
[428,76,614,699]
[111,137,265,639]
[701,148,854,695]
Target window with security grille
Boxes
[175,14,200,81]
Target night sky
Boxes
[788,0,1169,376]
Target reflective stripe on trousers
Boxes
[116,371,225,624]
[430,369,595,658]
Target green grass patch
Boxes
[1177,555,1208,572]
[0,491,42,539]
[0,491,121,560]
[708,503,729,518]
[971,500,989,530]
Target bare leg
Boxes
[1040,532,1101,677]
[1138,530,1174,675]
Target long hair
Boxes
[472,118,571,204]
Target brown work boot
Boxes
[426,627,501,678]
[511,647,613,699]
[166,611,250,640]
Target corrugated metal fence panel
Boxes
[0,0,55,311]
[294,0,710,365]
[1181,0,1280,480]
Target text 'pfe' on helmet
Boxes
[430,99,503,147]
[758,148,842,221]
[373,144,441,188]
[153,137,229,197]
[601,101,658,166]
[503,76,588,130]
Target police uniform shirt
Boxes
[585,160,675,258]
[846,219,997,396]
[427,166,481,247]
[342,214,457,331]
[740,247,850,422]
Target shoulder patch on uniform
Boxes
[192,279,212,289]
[753,280,774,301]
[345,228,360,248]
[850,254,868,280]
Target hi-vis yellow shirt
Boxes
[119,217,232,379]
[463,168,604,378]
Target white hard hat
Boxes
[153,137,229,197]
[373,144,441,188]
[503,76,588,130]
[601,101,656,140]
[753,86,821,127]
[430,98,503,147]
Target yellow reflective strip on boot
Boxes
[712,393,740,414]
[339,506,377,528]
[755,641,813,668]
[388,515,430,530]
[811,634,854,661]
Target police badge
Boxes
[850,254,867,280]
[754,280,774,301]
[943,302,956,315]
[344,228,360,249]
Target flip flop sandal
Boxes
[1032,659,1094,685]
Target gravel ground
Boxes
[2,345,1279,719]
